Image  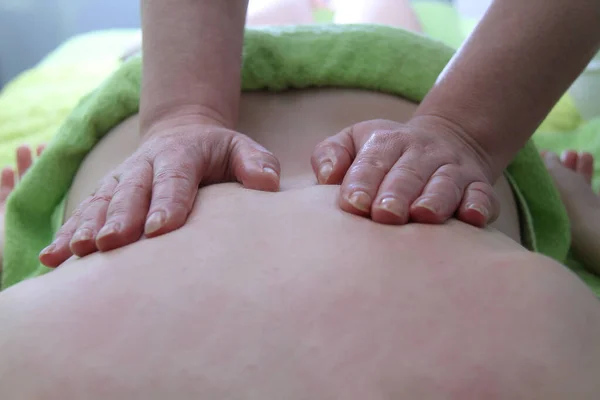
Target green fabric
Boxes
[2,25,570,290]
[0,3,582,169]
[0,30,140,168]
[534,120,600,295]
[412,1,465,49]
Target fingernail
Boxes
[414,200,438,214]
[263,167,278,180]
[318,161,333,184]
[40,243,55,256]
[70,228,93,246]
[378,197,404,218]
[347,191,372,213]
[145,211,166,235]
[543,152,558,165]
[467,204,488,219]
[97,223,120,240]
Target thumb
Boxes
[229,134,281,192]
[311,121,387,185]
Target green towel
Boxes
[2,25,572,292]
[534,120,600,293]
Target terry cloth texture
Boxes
[2,25,572,291]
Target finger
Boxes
[16,145,33,179]
[311,121,399,186]
[39,202,90,267]
[97,162,153,250]
[229,135,281,191]
[311,126,357,185]
[543,151,561,169]
[0,167,15,201]
[407,165,464,224]
[456,181,499,227]
[36,144,46,157]
[577,152,594,185]
[560,150,578,171]
[367,148,437,224]
[339,130,406,217]
[142,154,198,238]
[69,175,119,257]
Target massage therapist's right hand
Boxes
[39,114,281,267]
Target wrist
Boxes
[139,100,236,137]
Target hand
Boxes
[311,118,500,226]
[40,116,280,267]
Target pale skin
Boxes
[37,0,600,267]
[1,3,599,396]
[1,88,600,399]
[542,150,600,274]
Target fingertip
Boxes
[39,253,59,268]
[371,197,409,225]
[262,167,281,190]
[577,152,594,184]
[143,208,187,239]
[39,243,71,268]
[317,161,333,184]
[1,167,15,188]
[560,150,578,170]
[69,229,98,258]
[542,151,560,167]
[144,211,167,236]
[96,222,145,252]
[239,165,280,192]
[459,204,489,228]
[36,144,46,157]
[457,182,498,227]
[16,144,34,178]
[95,223,121,250]
[16,144,31,155]
[409,201,448,224]
[311,141,353,185]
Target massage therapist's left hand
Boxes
[311,117,500,227]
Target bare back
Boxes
[1,89,599,399]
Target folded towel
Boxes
[2,25,572,294]
[0,30,140,168]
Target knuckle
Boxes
[114,180,147,195]
[55,225,75,240]
[153,167,194,185]
[70,206,84,219]
[368,129,398,147]
[430,167,462,188]
[432,171,458,184]
[89,193,113,205]
[105,209,130,222]
[351,156,388,175]
[105,204,132,221]
[390,164,426,186]
[468,181,494,196]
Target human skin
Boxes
[37,0,600,268]
[1,89,599,399]
[543,150,600,273]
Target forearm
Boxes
[415,0,600,176]
[140,0,249,131]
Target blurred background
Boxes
[0,0,492,87]
[0,0,141,86]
